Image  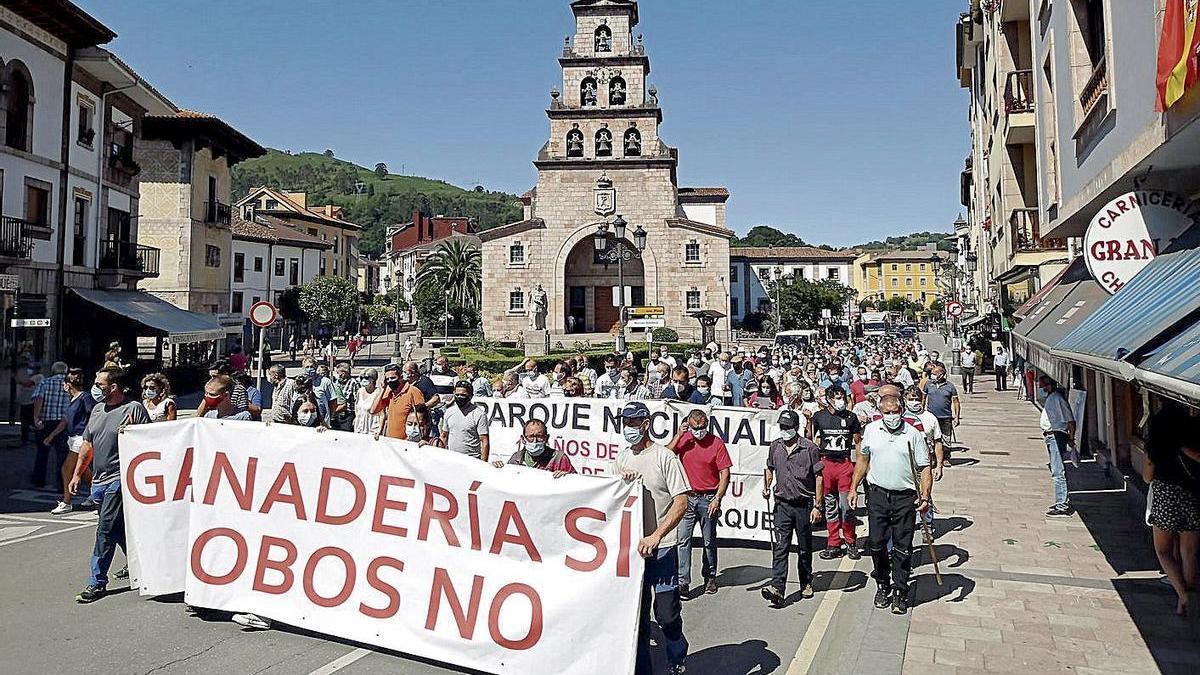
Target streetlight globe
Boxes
[613,215,627,241]
[593,224,609,252]
[633,225,647,251]
[930,252,942,274]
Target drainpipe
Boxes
[52,47,76,358]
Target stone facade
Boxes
[482,0,732,342]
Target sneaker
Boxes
[819,546,844,560]
[76,584,107,604]
[760,586,785,608]
[79,498,98,509]
[114,566,129,580]
[50,501,73,515]
[1045,505,1074,518]
[846,544,862,560]
[873,586,892,609]
[800,584,814,599]
[891,590,909,615]
[231,613,273,630]
[704,578,718,595]
[678,583,690,600]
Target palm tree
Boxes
[417,239,482,309]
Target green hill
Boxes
[231,149,524,255]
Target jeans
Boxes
[636,547,688,674]
[1045,432,1069,508]
[867,485,917,593]
[676,493,718,587]
[88,481,125,587]
[822,458,857,548]
[771,497,814,593]
[32,426,68,487]
[995,366,1008,390]
[961,369,975,393]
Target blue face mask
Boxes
[91,384,107,402]
[305,368,318,379]
[623,425,645,445]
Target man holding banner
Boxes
[615,402,691,675]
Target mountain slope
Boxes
[231,150,523,255]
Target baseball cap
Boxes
[621,402,651,420]
[778,410,801,429]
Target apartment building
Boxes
[728,247,856,325]
[380,211,474,322]
[855,250,951,309]
[236,188,360,286]
[957,0,1070,319]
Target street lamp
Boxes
[965,251,978,273]
[595,215,646,354]
[773,265,783,330]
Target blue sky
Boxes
[77,0,968,246]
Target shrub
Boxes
[651,327,679,343]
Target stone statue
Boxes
[596,128,613,156]
[610,80,627,105]
[528,284,548,330]
[582,80,598,106]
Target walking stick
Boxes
[906,441,943,586]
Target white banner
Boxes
[475,397,782,542]
[121,419,643,675]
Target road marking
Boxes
[0,525,42,541]
[786,555,857,675]
[308,648,372,674]
[0,522,95,548]
[0,513,84,525]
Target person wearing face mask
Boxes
[658,347,677,370]
[330,362,358,431]
[748,376,784,410]
[439,382,490,461]
[69,367,151,603]
[729,355,755,407]
[1039,376,1076,518]
[853,387,883,426]
[811,388,864,560]
[48,369,95,515]
[294,356,337,421]
[693,375,714,404]
[493,419,576,475]
[761,410,824,607]
[820,365,852,397]
[464,365,493,398]
[993,346,1011,391]
[505,358,551,399]
[709,352,730,404]
[139,373,177,423]
[573,353,596,396]
[662,366,705,404]
[594,355,621,399]
[201,375,254,421]
[921,364,960,448]
[264,365,296,423]
[613,402,690,675]
[195,359,249,418]
[372,363,426,439]
[902,386,945,533]
[290,396,325,429]
[647,362,671,399]
[614,367,651,401]
[405,405,442,447]
[849,396,932,616]
[353,369,384,435]
[667,410,732,599]
[849,368,871,405]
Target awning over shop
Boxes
[1052,239,1200,380]
[1013,263,1072,319]
[959,314,987,328]
[72,288,227,345]
[1134,318,1200,407]
[1010,258,1108,383]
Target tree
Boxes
[323,149,335,158]
[880,296,923,320]
[299,276,360,335]
[374,163,388,179]
[417,239,482,311]
[767,275,854,330]
[276,286,307,355]
[732,225,809,248]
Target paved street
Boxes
[1,386,1195,674]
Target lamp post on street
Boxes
[594,215,647,354]
[772,265,783,331]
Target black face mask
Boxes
[455,394,472,407]
[385,378,401,391]
[673,380,688,389]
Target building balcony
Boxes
[1004,69,1036,144]
[0,216,37,261]
[204,201,232,226]
[1009,208,1065,253]
[98,238,160,278]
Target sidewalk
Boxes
[903,387,1200,674]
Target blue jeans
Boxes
[88,481,125,587]
[636,547,687,673]
[676,493,718,587]
[1045,432,1069,508]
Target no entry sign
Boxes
[249,301,277,328]
[947,301,965,318]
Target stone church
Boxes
[481,0,732,343]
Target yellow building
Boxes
[854,250,949,308]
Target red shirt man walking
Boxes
[668,409,732,598]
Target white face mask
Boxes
[883,413,903,430]
[690,427,708,440]
[905,400,923,413]
[298,411,317,426]
[779,427,798,441]
[832,399,847,412]
[405,423,422,442]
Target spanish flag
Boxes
[1157,0,1200,111]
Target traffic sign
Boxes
[10,318,50,328]
[249,301,278,328]
[0,274,18,292]
[626,306,665,318]
[627,318,666,329]
[947,301,965,318]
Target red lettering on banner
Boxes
[372,475,416,537]
[467,481,483,551]
[202,452,257,511]
[425,568,483,639]
[172,447,194,501]
[489,501,541,562]
[487,583,543,651]
[126,451,164,504]
[259,462,307,520]
[359,557,405,619]
[316,468,366,525]
[191,527,247,585]
[564,507,607,572]
[252,535,297,594]
[419,484,461,547]
[618,496,636,578]
[302,546,356,608]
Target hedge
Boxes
[651,327,679,342]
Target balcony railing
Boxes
[1009,208,1065,252]
[98,238,160,277]
[1005,70,1035,114]
[0,217,36,260]
[1079,56,1108,120]
[205,201,232,226]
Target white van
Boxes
[774,330,820,349]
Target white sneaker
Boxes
[50,501,73,515]
[231,613,272,630]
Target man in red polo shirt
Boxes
[668,409,733,598]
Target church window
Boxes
[509,242,525,265]
[595,128,613,157]
[686,290,701,312]
[623,127,642,156]
[581,78,598,107]
[509,290,525,313]
[609,77,627,105]
[566,127,585,157]
[595,25,612,53]
[684,241,700,263]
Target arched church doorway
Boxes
[563,235,645,334]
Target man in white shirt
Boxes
[593,355,622,399]
[1039,376,1076,518]
[506,359,551,398]
[958,348,976,394]
[993,346,1011,391]
[708,352,729,403]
